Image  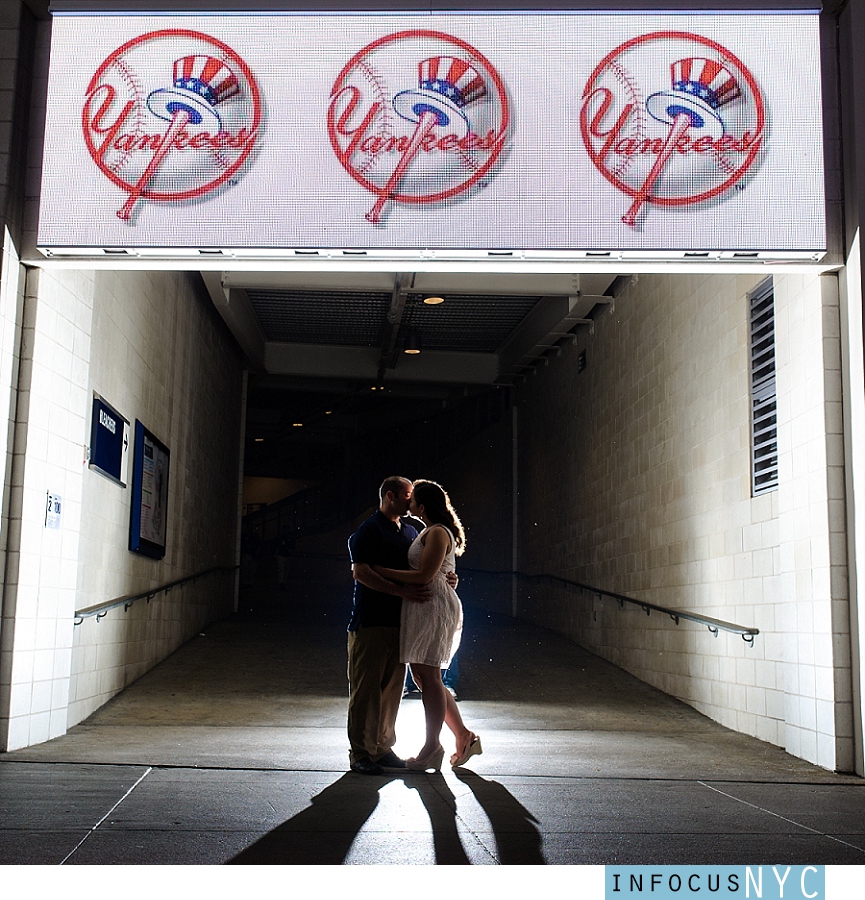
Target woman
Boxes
[373,479,482,771]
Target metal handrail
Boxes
[461,567,759,645]
[252,554,758,643]
[73,565,238,626]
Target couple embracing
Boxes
[347,476,482,775]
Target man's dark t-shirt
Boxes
[347,510,418,631]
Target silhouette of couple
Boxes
[346,477,482,776]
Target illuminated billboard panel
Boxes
[37,13,826,258]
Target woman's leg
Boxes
[443,690,477,761]
[411,664,477,756]
[409,663,447,758]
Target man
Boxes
[346,476,430,775]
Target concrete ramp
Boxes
[1,575,863,865]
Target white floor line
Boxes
[698,781,865,853]
[59,767,154,865]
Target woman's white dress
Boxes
[400,525,463,668]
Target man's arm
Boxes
[353,563,431,603]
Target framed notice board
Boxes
[129,420,169,559]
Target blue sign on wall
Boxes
[89,395,129,487]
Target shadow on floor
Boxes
[229,768,543,865]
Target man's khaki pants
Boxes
[347,626,406,765]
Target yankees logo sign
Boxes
[580,32,765,227]
[83,29,262,222]
[328,31,509,225]
[39,13,822,257]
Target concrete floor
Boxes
[1,569,864,867]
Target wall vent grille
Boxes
[749,278,778,495]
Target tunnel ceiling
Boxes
[204,269,618,480]
[204,270,618,384]
[247,289,544,353]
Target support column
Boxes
[775,272,854,773]
[0,267,94,751]
[511,403,519,617]
[840,237,865,777]
[0,227,25,739]
[837,0,865,777]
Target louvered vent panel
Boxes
[749,280,778,495]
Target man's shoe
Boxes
[350,757,384,776]
[377,750,407,769]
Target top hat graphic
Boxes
[646,57,741,139]
[393,56,487,138]
[147,55,240,130]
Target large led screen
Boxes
[37,12,826,256]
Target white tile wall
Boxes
[69,270,243,728]
[512,271,854,771]
[0,266,244,750]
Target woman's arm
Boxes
[372,526,450,585]
[353,563,432,602]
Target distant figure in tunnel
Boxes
[274,527,296,590]
[347,476,433,776]
[373,479,482,772]
[240,524,260,588]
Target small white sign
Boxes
[45,492,62,530]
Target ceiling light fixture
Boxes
[423,295,445,305]
[404,331,422,354]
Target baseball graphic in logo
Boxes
[83,29,262,222]
[580,32,765,227]
[328,30,509,224]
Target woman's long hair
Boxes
[412,480,466,556]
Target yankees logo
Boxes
[83,29,262,222]
[328,30,509,224]
[580,32,765,227]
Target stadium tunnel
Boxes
[0,0,863,797]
